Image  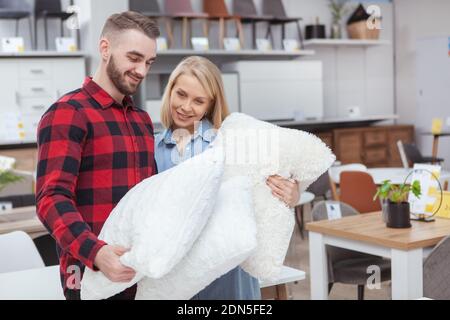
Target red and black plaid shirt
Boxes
[36,77,157,300]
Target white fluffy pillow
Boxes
[212,113,336,280]
[81,147,224,300]
[135,176,257,300]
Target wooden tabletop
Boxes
[306,212,450,250]
[0,206,47,238]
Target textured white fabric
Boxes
[81,147,224,300]
[212,113,336,281]
[135,176,257,300]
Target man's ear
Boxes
[99,37,110,62]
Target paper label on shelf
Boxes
[1,37,24,53]
[256,38,272,51]
[0,112,26,143]
[191,37,209,51]
[55,37,77,52]
[157,37,168,51]
[0,202,13,213]
[224,38,241,51]
[326,202,342,220]
[283,39,300,52]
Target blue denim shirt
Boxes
[155,119,261,300]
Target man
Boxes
[36,11,159,300]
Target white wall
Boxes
[394,0,450,168]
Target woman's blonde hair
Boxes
[160,56,230,129]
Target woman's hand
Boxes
[266,175,300,208]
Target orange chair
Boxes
[339,171,381,214]
[203,0,244,49]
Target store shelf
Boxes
[303,39,391,47]
[156,49,315,57]
[0,51,87,58]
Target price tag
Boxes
[1,37,25,53]
[326,202,342,220]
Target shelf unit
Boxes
[303,39,391,47]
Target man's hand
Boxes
[94,245,136,283]
[266,175,300,208]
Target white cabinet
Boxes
[222,61,324,121]
[0,55,86,143]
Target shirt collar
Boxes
[159,119,216,146]
[82,77,137,110]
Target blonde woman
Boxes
[155,56,300,300]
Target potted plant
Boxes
[373,180,422,228]
[327,0,351,39]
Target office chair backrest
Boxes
[35,0,62,14]
[340,171,381,213]
[262,0,287,18]
[129,0,161,14]
[233,0,258,16]
[396,140,410,169]
[165,0,195,15]
[0,231,45,273]
[402,143,424,164]
[203,0,229,16]
[307,171,331,199]
[424,234,450,299]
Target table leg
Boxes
[309,232,328,300]
[276,284,288,300]
[391,248,423,300]
[432,136,439,163]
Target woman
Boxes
[155,56,300,300]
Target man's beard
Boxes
[106,55,142,96]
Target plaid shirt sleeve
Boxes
[36,102,106,270]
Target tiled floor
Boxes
[283,205,391,300]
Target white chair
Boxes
[0,231,44,273]
[328,164,368,200]
[396,140,410,169]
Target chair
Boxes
[402,142,444,166]
[129,0,175,48]
[232,0,273,49]
[165,0,209,48]
[311,201,391,300]
[396,140,410,169]
[340,171,382,214]
[0,231,45,273]
[203,0,244,49]
[262,0,304,49]
[0,0,33,49]
[307,172,331,204]
[328,163,368,201]
[34,0,75,50]
[424,234,450,299]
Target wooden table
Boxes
[0,206,47,239]
[306,212,450,300]
[422,132,450,162]
[260,266,306,300]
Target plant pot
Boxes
[386,201,411,229]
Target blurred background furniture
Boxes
[311,201,391,300]
[0,0,33,49]
[423,235,450,299]
[0,231,44,273]
[34,0,75,50]
[421,132,450,164]
[203,0,244,49]
[129,0,175,48]
[262,0,304,49]
[396,140,410,169]
[165,0,209,48]
[232,0,273,49]
[339,171,381,214]
[402,142,444,166]
[328,163,367,201]
[294,191,315,240]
